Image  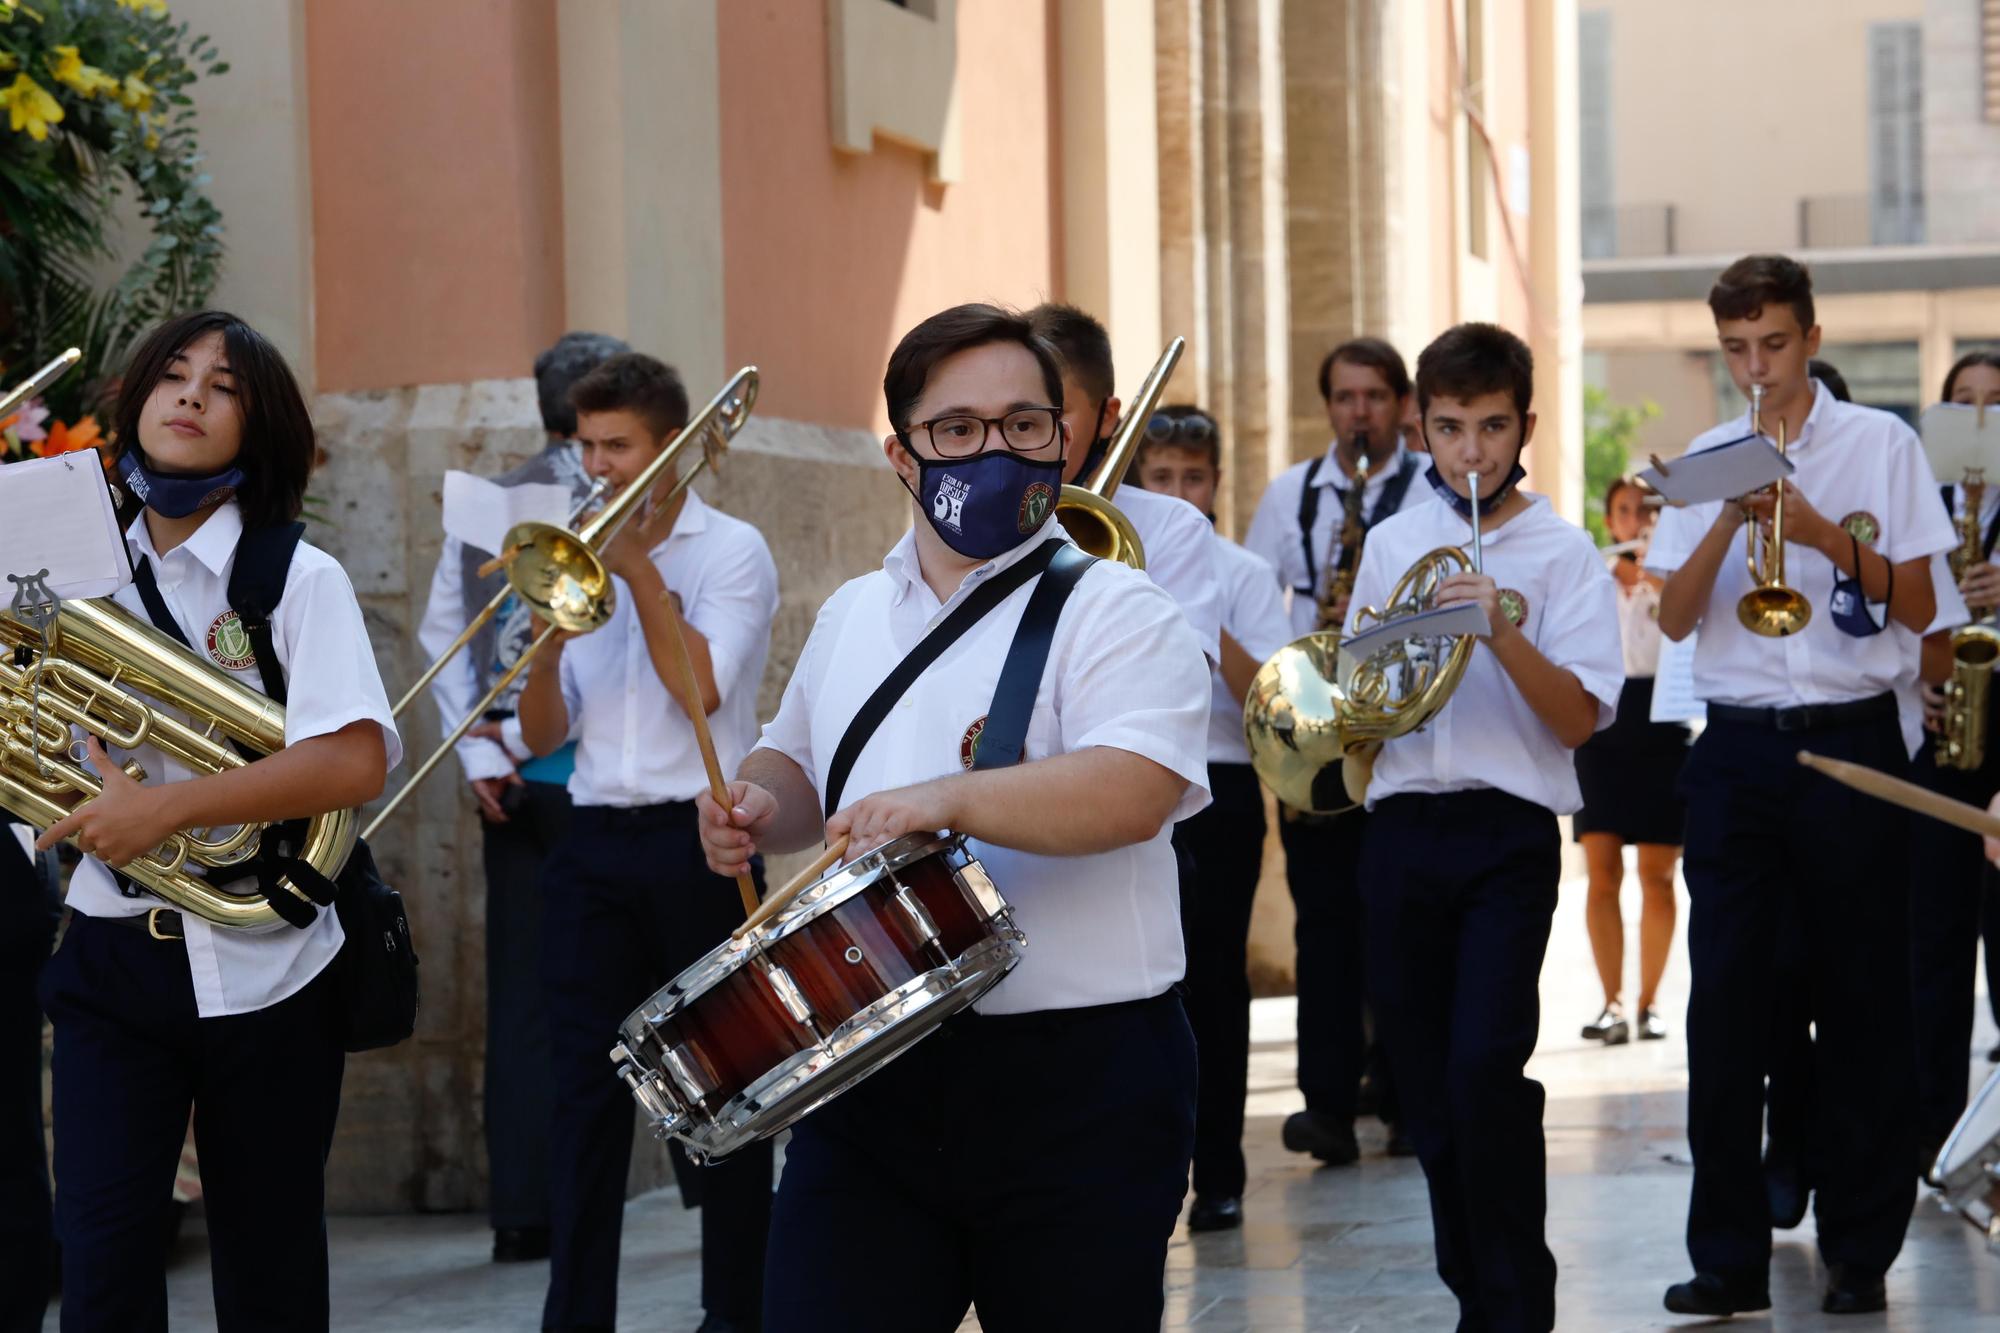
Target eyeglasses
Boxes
[907,407,1062,458]
[1146,413,1215,445]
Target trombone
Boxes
[364,367,760,839]
[1737,383,1812,637]
[1053,336,1186,569]
[0,348,82,421]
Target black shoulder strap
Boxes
[1984,503,2000,564]
[1295,456,1325,595]
[130,556,192,651]
[1368,453,1423,530]
[1941,483,1957,518]
[969,545,1095,771]
[823,539,1065,819]
[227,522,305,706]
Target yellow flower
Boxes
[115,0,167,16]
[0,72,62,141]
[119,71,151,112]
[48,45,119,99]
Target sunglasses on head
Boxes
[1146,413,1215,445]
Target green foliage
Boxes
[1581,384,1660,545]
[0,0,226,430]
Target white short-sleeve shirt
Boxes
[1209,534,1292,764]
[1244,440,1432,637]
[1346,494,1624,815]
[1115,484,1223,665]
[1646,381,1956,707]
[67,503,404,1018]
[755,521,1213,1016]
[1614,560,1665,679]
[556,491,778,807]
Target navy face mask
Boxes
[908,448,1064,559]
[1423,461,1527,519]
[1829,532,1889,638]
[117,448,245,519]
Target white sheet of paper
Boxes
[440,471,572,557]
[1919,402,2000,482]
[1639,434,1794,506]
[0,454,129,602]
[1649,630,1705,725]
[1341,601,1492,661]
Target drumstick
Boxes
[660,590,759,916]
[475,544,522,579]
[732,837,850,941]
[1797,751,2000,840]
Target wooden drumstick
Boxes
[660,589,759,916]
[475,544,522,579]
[732,837,850,941]
[1797,751,2000,840]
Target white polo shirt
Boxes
[1209,534,1292,764]
[1244,439,1430,636]
[555,491,777,807]
[1347,494,1624,815]
[67,503,403,1018]
[755,521,1212,1015]
[1646,381,1956,707]
[1114,484,1223,664]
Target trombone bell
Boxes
[1054,489,1146,568]
[502,522,617,634]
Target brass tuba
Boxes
[1245,473,1486,814]
[1053,337,1185,570]
[1941,468,1998,770]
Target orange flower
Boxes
[38,416,103,457]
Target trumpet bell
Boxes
[1242,633,1360,815]
[1736,586,1812,637]
[503,521,616,633]
[1054,486,1147,569]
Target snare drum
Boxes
[610,831,1024,1162]
[1933,1065,2000,1244]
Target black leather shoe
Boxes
[1581,1004,1630,1045]
[1281,1110,1359,1165]
[493,1225,552,1263]
[1187,1195,1243,1232]
[1663,1273,1770,1316]
[1822,1265,1886,1315]
[1384,1123,1418,1157]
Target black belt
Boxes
[90,907,185,941]
[1705,692,1898,733]
[571,799,696,829]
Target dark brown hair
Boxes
[1602,475,1643,516]
[568,352,690,439]
[1137,402,1221,471]
[1942,349,2000,402]
[1316,336,1411,402]
[111,310,314,530]
[1414,322,1534,418]
[1708,254,1816,334]
[1809,358,1852,403]
[884,303,1066,436]
[1025,301,1114,413]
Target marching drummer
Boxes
[698,303,1213,1331]
[514,352,781,1333]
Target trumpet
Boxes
[1245,472,1484,814]
[1053,336,1185,570]
[1941,468,1998,770]
[1737,384,1812,637]
[364,368,759,839]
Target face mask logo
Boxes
[934,473,972,532]
[1018,481,1055,533]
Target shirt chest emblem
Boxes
[205,610,257,671]
[1840,511,1881,546]
[959,715,986,770]
[1497,588,1529,628]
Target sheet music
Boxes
[441,471,572,556]
[0,453,130,601]
[1639,434,1793,507]
[1649,630,1705,725]
[1918,402,2000,481]
[1341,601,1491,661]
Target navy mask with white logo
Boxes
[1423,461,1526,520]
[909,448,1064,560]
[1829,532,1888,638]
[117,448,245,519]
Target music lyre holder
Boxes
[6,569,60,776]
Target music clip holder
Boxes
[7,568,61,775]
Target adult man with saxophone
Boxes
[1243,337,1428,1166]
[1649,256,1952,1319]
[412,328,626,1266]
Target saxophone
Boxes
[1941,468,1999,771]
[1316,441,1372,630]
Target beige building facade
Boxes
[163,0,1582,1211]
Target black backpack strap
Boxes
[227,521,305,705]
[970,546,1096,771]
[824,539,1065,819]
[1295,456,1324,596]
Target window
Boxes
[1578,10,1614,260]
[1869,22,1924,246]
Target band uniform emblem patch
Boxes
[206,610,256,671]
[1840,511,1881,546]
[959,715,987,770]
[1497,588,1529,628]
[1017,481,1054,534]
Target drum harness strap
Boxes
[823,537,1096,819]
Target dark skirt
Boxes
[1573,675,1690,845]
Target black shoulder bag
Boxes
[131,523,419,1051]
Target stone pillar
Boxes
[1528,0,1583,522]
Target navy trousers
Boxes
[39,913,345,1333]
[764,991,1197,1333]
[1281,809,1397,1124]
[1362,789,1559,1333]
[1679,708,1916,1285]
[540,803,772,1332]
[1181,761,1268,1199]
[1,830,55,1333]
[482,778,570,1232]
